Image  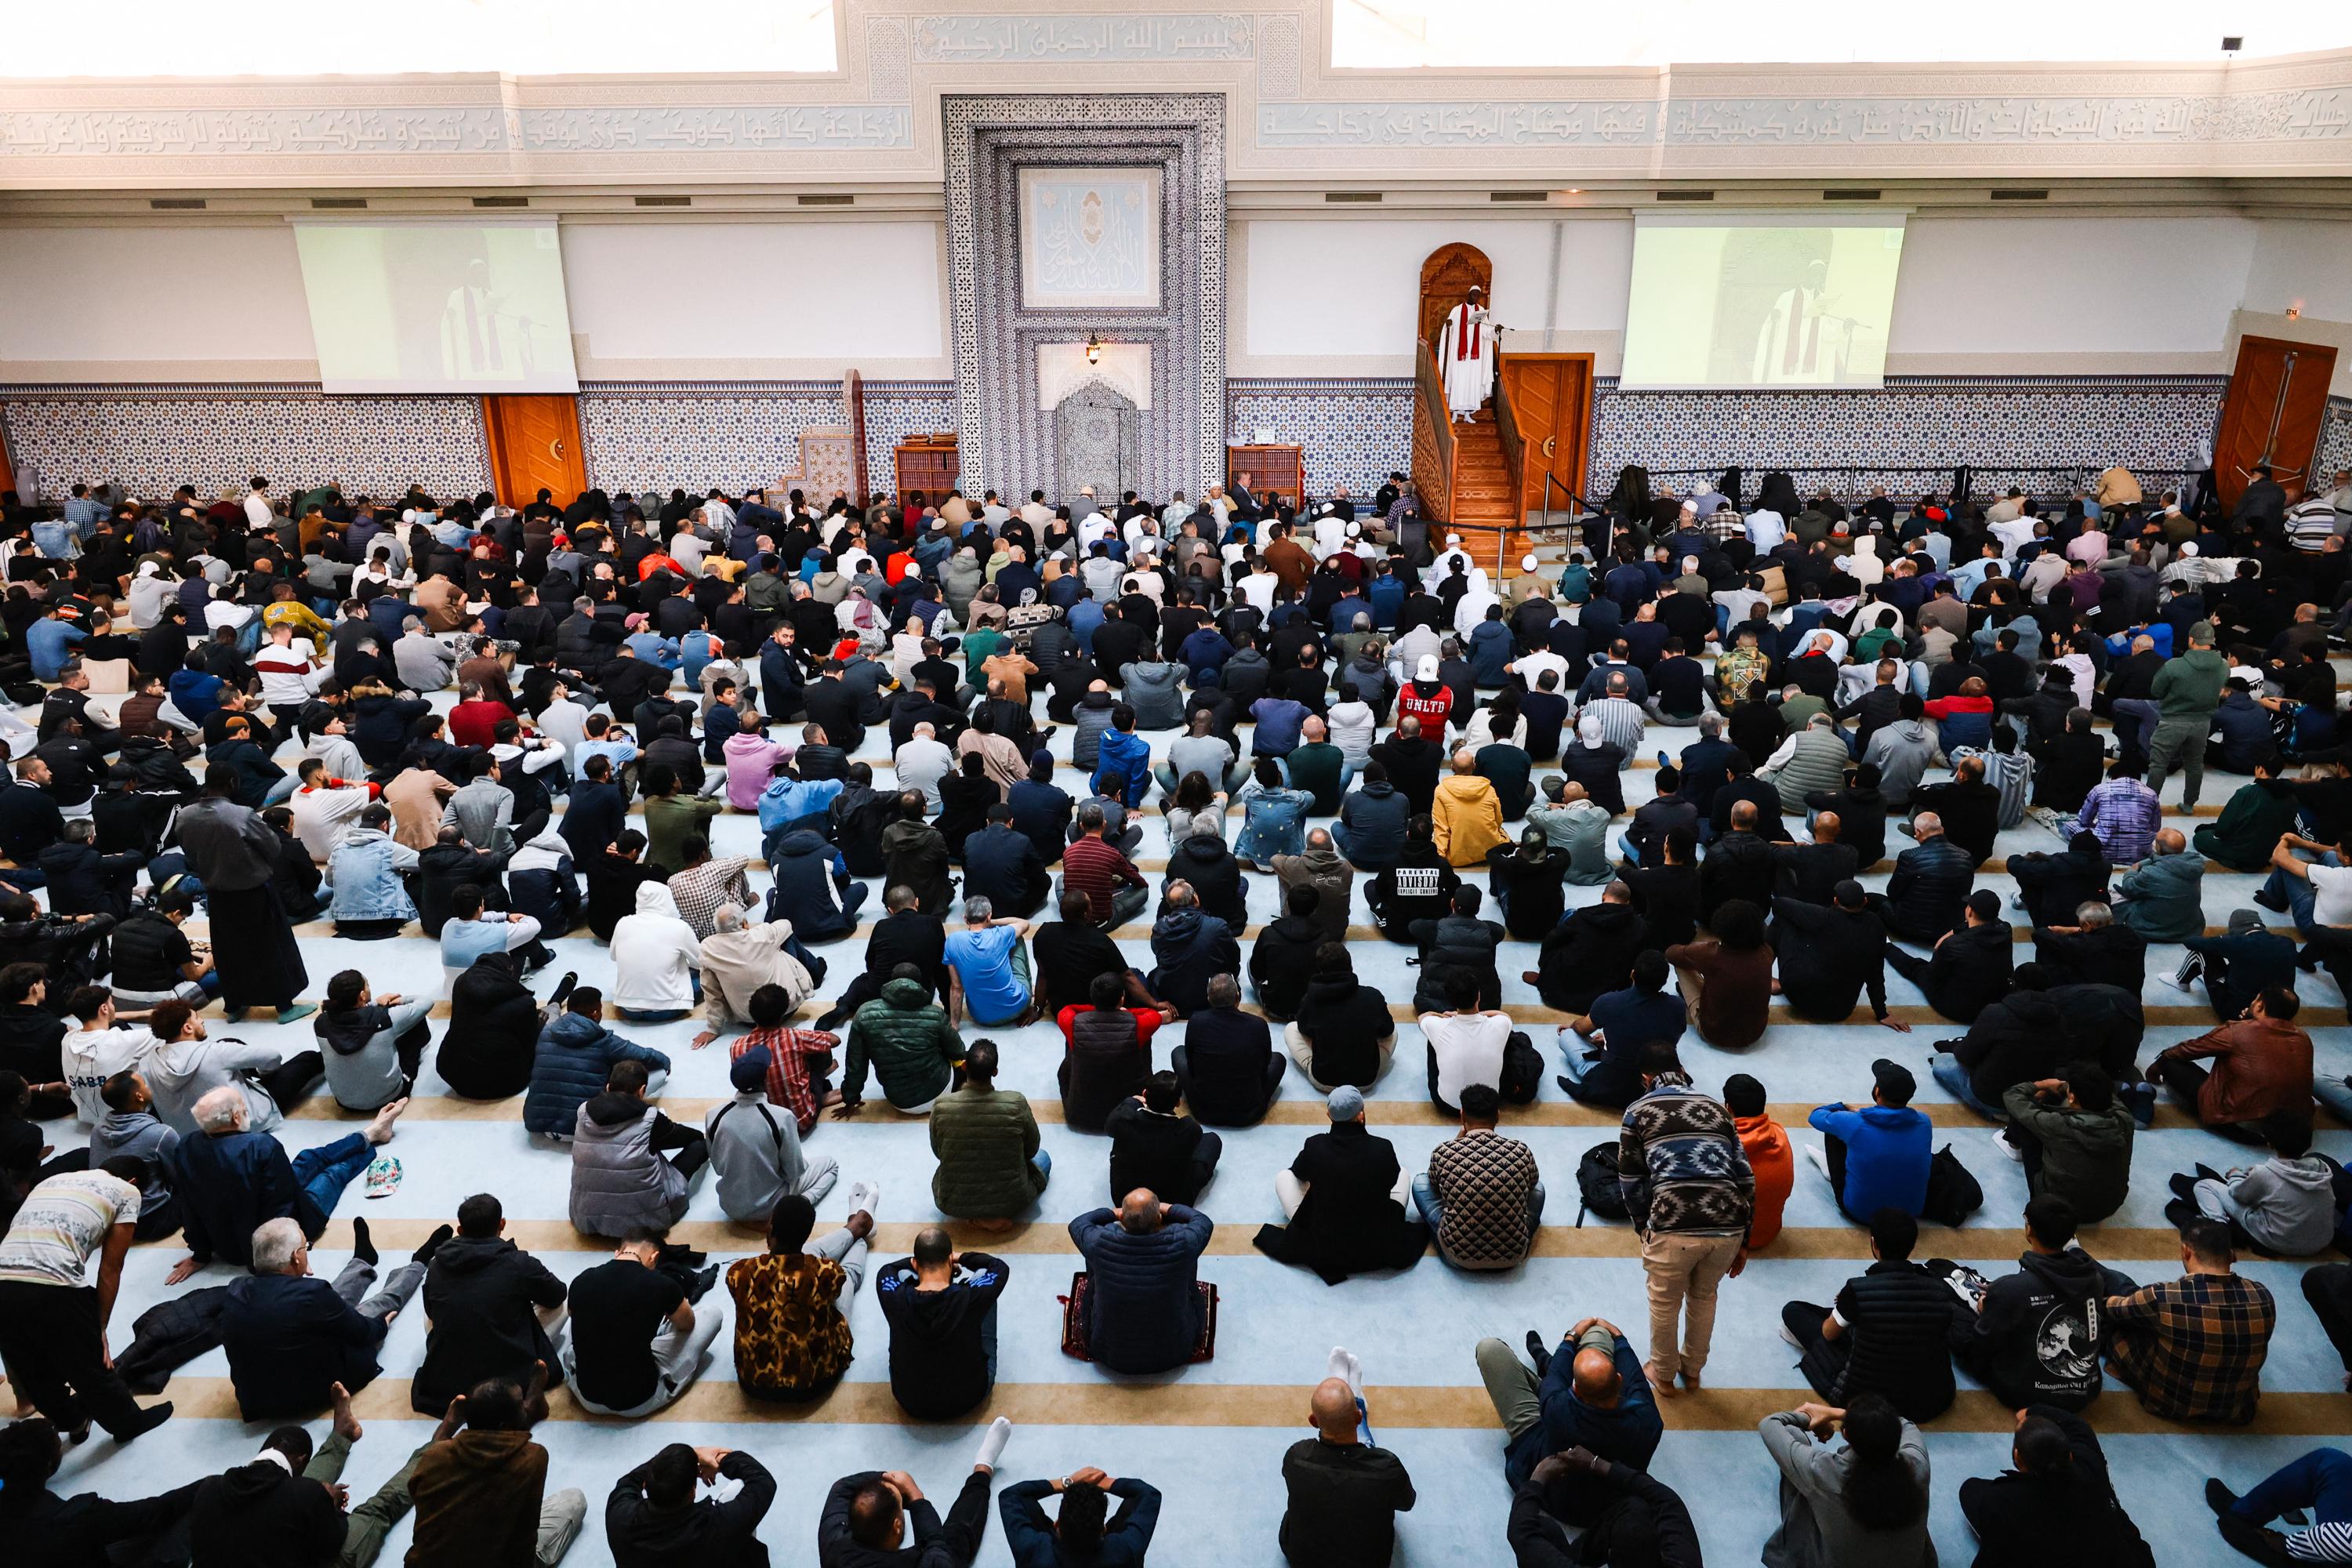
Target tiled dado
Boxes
[2320,396,2352,488]
[2,375,2259,512]
[0,386,492,499]
[1588,375,2230,500]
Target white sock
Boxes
[1803,1143,1830,1177]
[1327,1346,1363,1399]
[848,1181,878,1218]
[974,1415,1011,1472]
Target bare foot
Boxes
[364,1098,408,1145]
[971,1217,1017,1234]
[1680,1371,1703,1393]
[330,1381,363,1443]
[1767,979,1784,996]
[1643,1362,1680,1397]
[1520,971,1541,986]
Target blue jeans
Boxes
[2315,1077,2352,1126]
[2233,1446,2352,1532]
[1032,1149,1053,1182]
[293,1132,373,1221]
[2263,848,2341,938]
[262,773,300,807]
[1927,1053,1999,1119]
[1411,1174,1546,1258]
[1557,1029,1598,1085]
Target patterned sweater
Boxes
[1618,1080,1755,1239]
[1425,1128,1540,1268]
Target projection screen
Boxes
[293,220,579,394]
[1618,214,1908,390]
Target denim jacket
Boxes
[328,827,419,922]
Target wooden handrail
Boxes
[1412,338,1456,523]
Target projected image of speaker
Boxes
[294,220,580,394]
[1620,215,1907,391]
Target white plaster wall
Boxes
[2241,218,2352,326]
[1233,216,1633,376]
[1886,214,2258,371]
[0,222,319,381]
[559,220,948,379]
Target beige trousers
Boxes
[1640,1230,1744,1380]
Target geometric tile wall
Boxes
[2321,395,2352,488]
[0,373,2277,517]
[1588,374,2230,504]
[0,387,490,501]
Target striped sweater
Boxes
[1618,1080,1755,1239]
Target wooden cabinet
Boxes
[893,434,960,509]
[1228,443,1304,506]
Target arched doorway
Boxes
[1417,243,1493,354]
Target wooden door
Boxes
[1418,243,1493,354]
[2214,336,2336,509]
[482,394,587,510]
[1499,353,1594,524]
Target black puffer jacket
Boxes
[441,953,543,1099]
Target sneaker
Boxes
[2252,887,2288,913]
[1777,1320,1804,1348]
[1802,1143,1831,1178]
[278,1002,318,1025]
[1525,1329,1552,1375]
[547,971,579,1008]
[1991,1129,2024,1164]
[2206,1478,2240,1519]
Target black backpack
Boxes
[1921,1145,1984,1227]
[1498,1030,1542,1106]
[1574,1142,1629,1226]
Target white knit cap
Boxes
[1522,554,1539,572]
[1416,655,1439,681]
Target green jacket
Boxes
[2002,1083,2134,1222]
[644,793,723,876]
[2151,647,2228,719]
[928,1087,1047,1218]
[2192,779,2302,871]
[844,977,965,1109]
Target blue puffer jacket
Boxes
[1069,1205,1214,1374]
[523,1010,672,1137]
[1468,619,1514,685]
[765,829,858,940]
[1091,727,1152,808]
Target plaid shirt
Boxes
[667,856,753,940]
[1700,510,1747,545]
[2107,1271,2275,1424]
[1061,833,1145,923]
[731,1025,839,1136]
[2077,776,2161,864]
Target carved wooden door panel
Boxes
[483,394,587,510]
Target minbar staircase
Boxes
[1449,405,1520,548]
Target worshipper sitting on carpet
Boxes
[1106,1069,1221,1207]
[1882,886,2012,1025]
[0,1157,177,1445]
[525,987,671,1139]
[1279,1349,1417,1568]
[706,1047,840,1222]
[177,1377,438,1568]
[1508,1445,1702,1568]
[604,1443,778,1568]
[1777,1207,1958,1423]
[817,1419,1011,1568]
[143,996,325,1135]
[1958,1404,2156,1567]
[569,1059,708,1240]
[2112,827,2206,942]
[314,967,434,1111]
[86,1070,182,1241]
[1056,973,1165,1133]
[1947,1195,2117,1413]
[442,956,570,1102]
[2103,1218,2277,1425]
[1756,1395,1933,1568]
[1285,944,1397,1094]
[2165,1113,2337,1254]
[2145,985,2314,1147]
[1558,950,1686,1110]
[561,1229,725,1420]
[696,902,820,1028]
[1255,1085,1427,1284]
[169,1083,405,1279]
[1146,880,1240,1018]
[1172,972,1283,1126]
[997,1467,1162,1568]
[1997,1065,2136,1224]
[437,882,550,993]
[722,982,843,1132]
[1722,1073,1795,1251]
[929,1039,1051,1228]
[220,1214,444,1421]
[1803,1060,1931,1224]
[2172,909,2298,1025]
[411,1192,569,1417]
[609,881,704,1024]
[876,1228,1012,1421]
[1413,1082,1541,1271]
[1066,1190,1214,1375]
[1472,1316,1661,1524]
[405,1364,590,1567]
[837,964,967,1120]
[729,1184,879,1402]
[942,899,1036,1029]
[2205,1448,2352,1567]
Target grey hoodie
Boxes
[89,1109,180,1215]
[2222,1154,2338,1255]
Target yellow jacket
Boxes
[1431,773,1507,867]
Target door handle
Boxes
[1542,437,1556,457]
[549,437,566,459]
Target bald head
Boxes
[1570,1347,1623,1406]
[1451,750,1476,774]
[1118,1189,1162,1232]
[1310,1377,1359,1439]
[1814,810,1840,844]
[1911,811,1943,840]
[2153,827,2187,856]
[1301,717,1327,743]
[1730,800,1756,830]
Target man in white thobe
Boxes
[1439,287,1494,421]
